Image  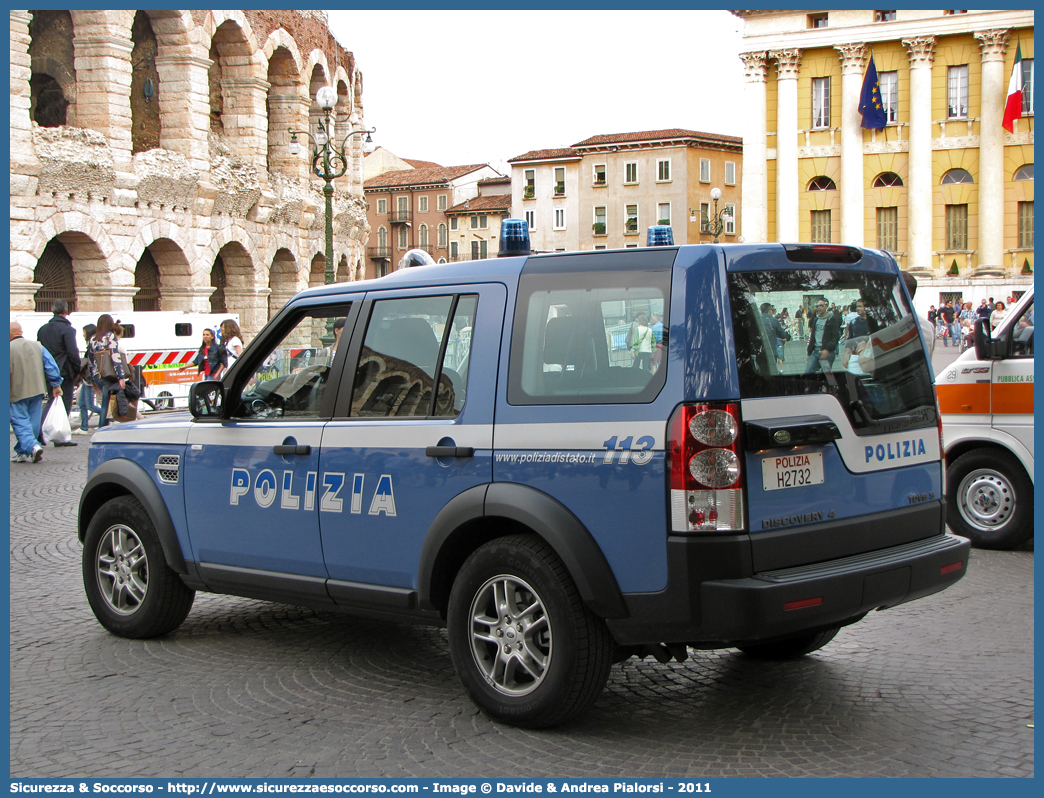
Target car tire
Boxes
[82,496,195,638]
[947,449,1033,550]
[157,391,173,410]
[736,627,839,660]
[447,534,613,728]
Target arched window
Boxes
[397,225,408,249]
[1014,164,1034,181]
[438,223,447,248]
[134,249,161,311]
[419,224,428,247]
[34,239,75,312]
[941,168,974,185]
[873,172,904,188]
[807,176,837,191]
[377,226,388,251]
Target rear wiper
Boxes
[849,399,920,428]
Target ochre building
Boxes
[734,9,1033,308]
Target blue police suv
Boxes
[79,235,969,727]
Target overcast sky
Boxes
[327,9,747,174]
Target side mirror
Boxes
[973,318,995,361]
[189,380,225,419]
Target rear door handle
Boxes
[426,446,474,458]
[274,444,311,455]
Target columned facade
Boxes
[974,29,1010,274]
[903,36,936,275]
[734,9,1033,310]
[739,51,769,244]
[835,43,868,246]
[770,48,801,242]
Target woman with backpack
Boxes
[631,314,655,371]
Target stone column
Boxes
[770,49,801,242]
[160,286,216,314]
[902,37,937,274]
[220,76,272,165]
[223,287,271,338]
[153,48,213,173]
[836,43,868,247]
[72,13,135,171]
[974,29,1010,274]
[739,51,769,243]
[10,11,33,156]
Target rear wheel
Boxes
[82,496,194,638]
[737,627,839,660]
[947,449,1033,550]
[157,391,173,410]
[447,535,613,728]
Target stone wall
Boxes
[10,9,370,339]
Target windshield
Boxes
[727,269,937,434]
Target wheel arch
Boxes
[78,459,188,574]
[945,435,1034,484]
[417,482,628,621]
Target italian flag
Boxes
[1002,43,1023,133]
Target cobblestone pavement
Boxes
[9,355,1033,779]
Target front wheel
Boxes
[947,449,1033,550]
[82,496,195,638]
[736,627,839,660]
[447,535,613,728]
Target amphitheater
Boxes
[10,10,370,338]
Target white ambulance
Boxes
[12,311,238,410]
[936,288,1034,549]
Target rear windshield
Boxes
[727,269,937,434]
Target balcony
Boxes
[388,210,412,224]
[368,246,391,260]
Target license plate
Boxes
[761,452,825,491]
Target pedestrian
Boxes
[803,299,842,373]
[649,314,664,373]
[761,302,791,368]
[990,301,1007,328]
[939,302,958,346]
[36,299,81,447]
[220,319,244,369]
[927,305,938,328]
[795,306,805,339]
[112,322,145,421]
[846,299,879,339]
[10,321,63,463]
[178,327,227,381]
[976,299,992,321]
[901,271,934,357]
[88,314,127,429]
[630,314,655,371]
[73,323,104,435]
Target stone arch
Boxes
[336,254,352,283]
[129,11,162,154]
[28,10,76,128]
[128,222,195,311]
[265,32,306,179]
[200,227,262,285]
[309,252,327,289]
[207,16,267,163]
[306,50,332,141]
[27,213,119,279]
[269,247,302,319]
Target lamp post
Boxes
[690,187,732,244]
[289,85,375,285]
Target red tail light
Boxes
[667,403,746,533]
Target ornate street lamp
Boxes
[289,85,375,285]
[690,187,733,244]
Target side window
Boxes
[350,295,478,418]
[1011,299,1034,357]
[508,264,671,405]
[233,306,350,420]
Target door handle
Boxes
[426,446,474,458]
[274,444,311,455]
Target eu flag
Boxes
[859,55,888,130]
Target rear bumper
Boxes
[606,533,970,646]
